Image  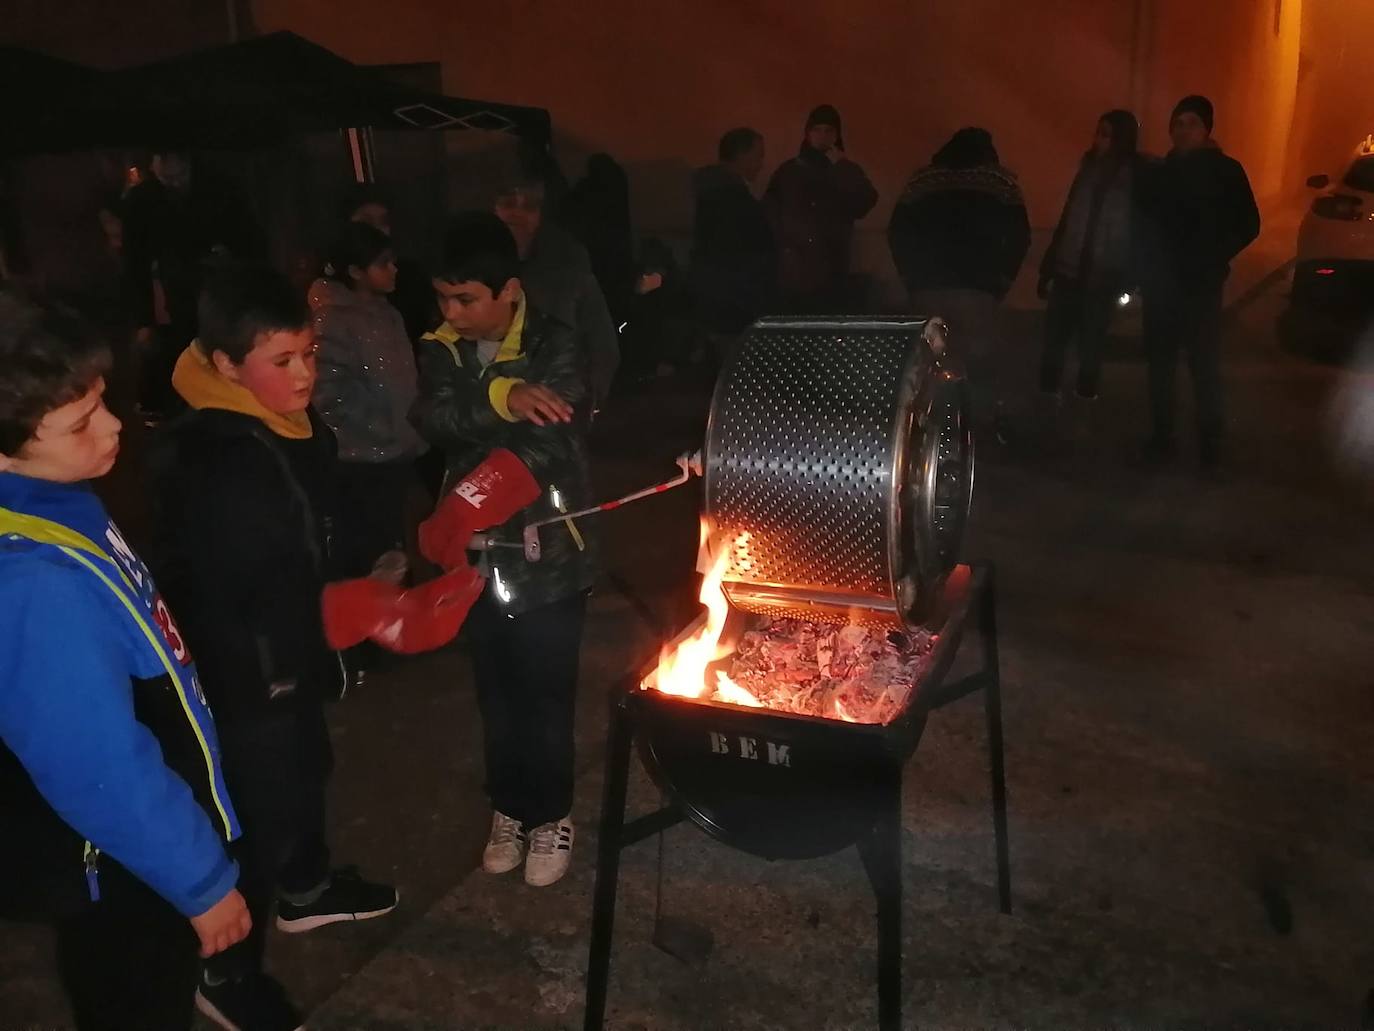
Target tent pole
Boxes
[345,127,375,183]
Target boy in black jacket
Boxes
[156,266,398,1031]
[411,213,596,888]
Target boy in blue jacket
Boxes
[0,289,250,1029]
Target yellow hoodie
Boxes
[172,343,312,440]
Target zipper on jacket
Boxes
[83,841,101,902]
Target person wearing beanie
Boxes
[764,104,878,312]
[1137,94,1259,473]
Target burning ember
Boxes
[716,619,935,724]
[649,526,937,724]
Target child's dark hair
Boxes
[718,127,762,163]
[0,288,111,456]
[197,264,308,365]
[327,222,393,286]
[436,212,520,294]
[338,183,389,223]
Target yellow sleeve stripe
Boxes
[488,377,525,422]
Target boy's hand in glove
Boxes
[419,448,540,570]
[322,566,484,655]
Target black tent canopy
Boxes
[0,32,551,156]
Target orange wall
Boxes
[253,0,1147,292]
[251,0,1325,295]
[10,0,1361,291]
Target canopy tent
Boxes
[0,32,551,156]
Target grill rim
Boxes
[627,564,981,858]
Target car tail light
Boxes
[1312,194,1363,220]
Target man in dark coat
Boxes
[764,105,877,312]
[1138,95,1259,472]
[689,127,777,337]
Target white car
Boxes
[1292,135,1374,320]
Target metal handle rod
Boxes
[528,450,702,532]
[522,450,702,561]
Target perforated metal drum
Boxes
[703,316,973,630]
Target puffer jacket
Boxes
[410,302,596,616]
[312,281,424,463]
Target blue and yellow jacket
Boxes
[0,472,239,920]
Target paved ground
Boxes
[4,252,1373,1029]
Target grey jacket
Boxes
[521,224,619,405]
[312,281,424,463]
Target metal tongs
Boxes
[470,449,704,562]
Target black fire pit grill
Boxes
[583,318,1009,1031]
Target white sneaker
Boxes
[482,811,526,874]
[524,815,574,887]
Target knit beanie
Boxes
[1170,95,1214,133]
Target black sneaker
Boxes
[195,970,303,1031]
[275,866,398,934]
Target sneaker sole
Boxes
[194,989,306,1031]
[482,853,524,875]
[275,899,398,934]
[524,862,571,887]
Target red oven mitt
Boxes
[322,565,484,655]
[418,448,542,571]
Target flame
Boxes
[714,670,763,708]
[652,522,737,699]
[833,697,859,723]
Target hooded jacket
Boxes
[150,345,344,723]
[0,473,239,921]
[887,163,1031,299]
[311,280,424,463]
[411,298,596,616]
[764,143,877,298]
[689,164,777,333]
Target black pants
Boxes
[1144,287,1225,448]
[206,704,333,979]
[55,860,199,1030]
[333,459,415,579]
[467,591,587,828]
[1040,280,1117,398]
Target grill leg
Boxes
[583,696,634,1031]
[858,770,903,1031]
[980,566,1013,915]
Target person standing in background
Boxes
[1137,95,1259,474]
[1038,110,1143,404]
[888,127,1030,443]
[122,153,257,425]
[765,105,877,313]
[556,154,637,338]
[690,127,776,354]
[493,173,619,410]
[312,222,424,585]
